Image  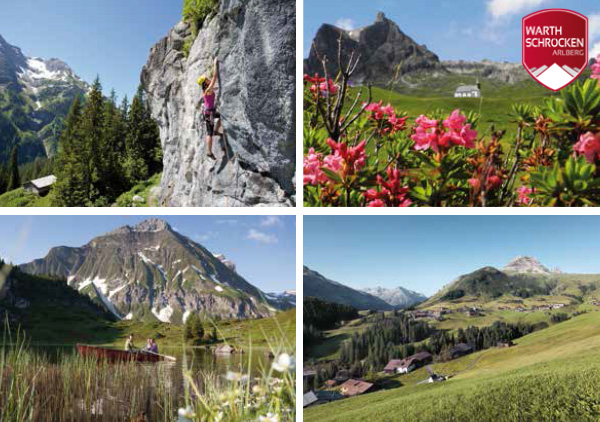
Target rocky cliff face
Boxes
[443,60,530,84]
[141,0,295,207]
[21,219,277,322]
[304,12,442,85]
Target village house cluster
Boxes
[497,303,566,312]
[409,307,483,320]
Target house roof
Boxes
[455,85,480,93]
[384,359,405,371]
[339,379,374,396]
[24,175,56,189]
[303,391,318,407]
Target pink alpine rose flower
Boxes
[573,132,600,163]
[516,186,534,206]
[303,148,327,186]
[592,55,600,81]
[364,167,412,207]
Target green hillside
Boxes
[305,310,600,422]
[358,71,590,141]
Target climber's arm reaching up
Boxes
[207,57,218,92]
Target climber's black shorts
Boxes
[203,110,221,136]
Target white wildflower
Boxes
[272,353,295,372]
[258,413,280,422]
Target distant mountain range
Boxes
[361,286,427,309]
[304,12,542,87]
[303,266,426,310]
[20,219,289,323]
[0,33,88,164]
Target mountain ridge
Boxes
[20,219,280,323]
[303,266,393,310]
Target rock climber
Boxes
[197,57,222,161]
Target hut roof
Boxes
[384,359,405,371]
[303,391,318,407]
[23,175,56,189]
[455,85,479,93]
[339,379,374,396]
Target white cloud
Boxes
[195,231,217,242]
[216,219,238,226]
[592,42,600,58]
[588,13,600,60]
[247,229,278,244]
[589,13,600,40]
[260,216,284,228]
[335,18,356,31]
[487,0,551,20]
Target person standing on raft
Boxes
[197,57,222,161]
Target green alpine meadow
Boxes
[303,215,600,421]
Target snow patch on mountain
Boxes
[152,305,173,323]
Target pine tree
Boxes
[53,96,86,206]
[79,77,106,204]
[7,146,20,191]
[192,315,205,342]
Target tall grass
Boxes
[0,321,295,421]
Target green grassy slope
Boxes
[305,310,600,422]
[0,188,52,207]
[106,308,296,349]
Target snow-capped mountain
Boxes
[266,290,296,309]
[20,219,280,323]
[361,286,427,309]
[0,33,88,162]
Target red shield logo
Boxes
[522,9,588,91]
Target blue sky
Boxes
[304,0,600,59]
[304,215,600,296]
[0,215,296,292]
[0,0,182,100]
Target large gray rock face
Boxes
[142,0,295,207]
[20,219,279,322]
[304,12,443,85]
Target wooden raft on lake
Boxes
[76,344,175,363]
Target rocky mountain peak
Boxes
[375,12,387,23]
[304,12,442,85]
[503,256,550,275]
[132,218,171,232]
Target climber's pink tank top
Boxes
[203,92,216,112]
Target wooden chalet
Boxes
[339,379,374,397]
[22,175,56,196]
[386,351,432,374]
[497,341,515,348]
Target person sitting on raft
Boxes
[197,57,222,161]
[144,338,159,354]
[125,334,136,352]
